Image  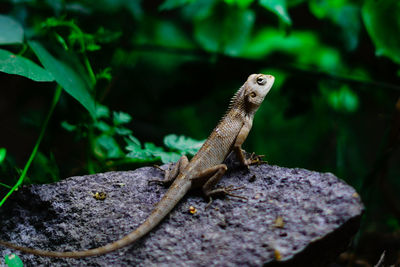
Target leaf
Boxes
[321,84,359,113]
[61,121,77,132]
[113,111,132,125]
[95,105,110,119]
[125,135,141,148]
[144,142,181,163]
[94,121,111,132]
[144,142,164,153]
[94,135,124,159]
[194,7,255,56]
[164,134,204,156]
[154,21,195,49]
[159,151,182,163]
[0,148,6,164]
[181,0,216,20]
[362,0,400,64]
[309,0,361,50]
[0,15,24,45]
[241,28,342,72]
[224,0,254,8]
[159,0,194,10]
[259,0,292,25]
[96,67,112,81]
[114,127,132,136]
[125,135,179,163]
[0,49,54,82]
[4,253,23,267]
[29,41,96,119]
[125,135,155,161]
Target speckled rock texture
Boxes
[0,160,363,267]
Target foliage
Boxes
[0,0,399,264]
[126,134,204,163]
[4,254,23,267]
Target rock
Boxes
[0,161,363,267]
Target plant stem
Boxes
[87,124,95,174]
[0,85,62,207]
[0,183,12,189]
[83,53,96,86]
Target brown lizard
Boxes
[0,73,275,258]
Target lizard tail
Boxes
[0,180,191,258]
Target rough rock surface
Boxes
[0,160,363,267]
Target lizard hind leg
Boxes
[149,155,189,185]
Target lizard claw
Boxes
[245,153,267,166]
[148,178,166,185]
[153,164,165,172]
[205,185,247,207]
[149,165,168,185]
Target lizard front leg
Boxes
[233,121,265,167]
[150,155,189,185]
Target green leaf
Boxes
[309,0,361,50]
[0,148,6,164]
[143,142,181,163]
[114,127,132,136]
[224,0,254,8]
[158,152,182,163]
[0,49,54,82]
[259,0,292,25]
[28,41,96,119]
[164,134,205,156]
[241,28,342,72]
[95,105,110,119]
[0,15,24,45]
[194,8,255,56]
[94,135,123,159]
[154,21,195,49]
[125,135,154,161]
[94,121,111,132]
[125,135,178,163]
[321,84,359,113]
[362,0,400,64]
[159,0,195,10]
[113,111,132,125]
[96,67,112,81]
[4,253,23,267]
[61,121,77,132]
[125,135,141,148]
[144,142,164,153]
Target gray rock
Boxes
[0,161,363,267]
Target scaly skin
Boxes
[0,73,275,258]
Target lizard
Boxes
[0,73,275,258]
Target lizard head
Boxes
[244,74,275,110]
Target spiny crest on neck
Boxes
[227,84,246,111]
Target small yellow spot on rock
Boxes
[352,192,359,198]
[254,193,261,199]
[273,216,285,228]
[189,206,197,214]
[93,192,107,200]
[274,249,282,261]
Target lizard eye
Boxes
[256,77,266,85]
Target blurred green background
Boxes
[0,0,399,265]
